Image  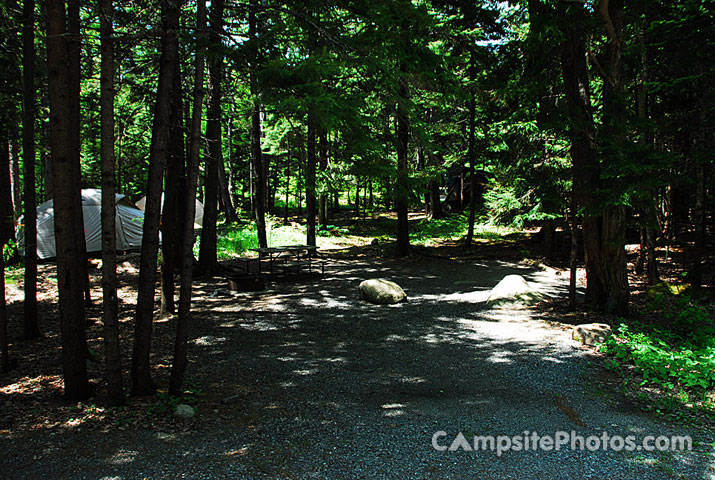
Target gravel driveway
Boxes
[1,255,713,479]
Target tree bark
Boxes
[160,57,186,316]
[568,194,579,310]
[691,161,705,287]
[395,73,410,257]
[249,2,267,248]
[169,0,207,397]
[198,0,225,278]
[0,254,8,372]
[22,0,40,339]
[318,132,328,228]
[131,0,179,396]
[597,0,629,314]
[306,112,317,246]
[465,61,477,246]
[66,0,92,308]
[99,0,124,406]
[218,156,237,223]
[46,0,92,400]
[559,5,603,309]
[284,156,290,224]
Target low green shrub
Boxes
[599,298,715,392]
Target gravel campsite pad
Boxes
[1,254,714,479]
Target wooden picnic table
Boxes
[249,245,321,275]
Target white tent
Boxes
[17,188,145,260]
[136,194,204,229]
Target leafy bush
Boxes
[599,299,715,391]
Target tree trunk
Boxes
[10,137,21,215]
[41,80,52,201]
[161,57,186,316]
[169,0,207,397]
[568,194,579,310]
[284,156,290,224]
[206,0,238,223]
[395,73,410,257]
[131,0,179,396]
[249,2,267,248]
[559,6,603,309]
[22,0,40,339]
[306,112,317,246]
[645,205,660,285]
[690,161,705,287]
[218,156,237,223]
[46,0,92,400]
[66,0,92,308]
[99,0,124,406]
[465,73,477,246]
[0,254,9,372]
[318,132,327,227]
[198,0,225,278]
[597,0,629,314]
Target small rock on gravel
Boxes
[173,404,196,419]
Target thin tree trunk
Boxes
[227,114,238,211]
[465,66,477,246]
[645,204,660,285]
[169,0,207,397]
[635,224,645,275]
[0,254,8,372]
[1,130,14,373]
[100,0,124,406]
[395,73,410,257]
[691,161,705,287]
[218,156,237,222]
[198,0,225,277]
[131,0,179,396]
[22,0,40,339]
[306,112,317,246]
[161,57,185,316]
[284,156,290,224]
[41,81,52,201]
[66,0,92,308]
[264,153,272,211]
[206,0,238,223]
[249,2,267,248]
[568,194,579,310]
[318,132,327,227]
[10,137,21,215]
[46,0,92,400]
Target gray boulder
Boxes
[573,323,612,346]
[486,274,544,307]
[173,404,196,419]
[359,279,407,305]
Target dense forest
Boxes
[0,0,712,405]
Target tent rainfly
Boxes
[17,188,146,260]
[135,195,204,229]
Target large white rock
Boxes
[486,274,544,307]
[573,323,612,346]
[359,279,407,305]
